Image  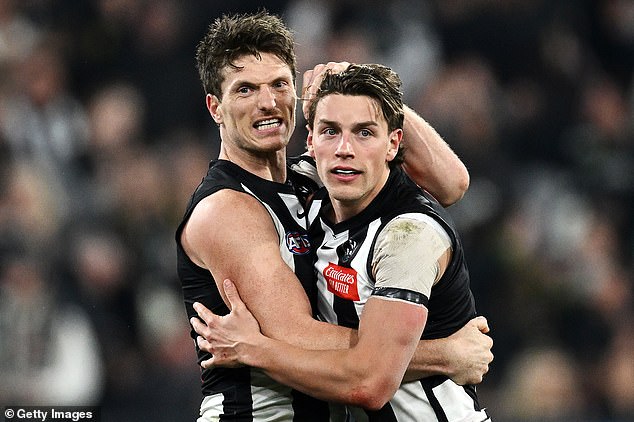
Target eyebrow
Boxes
[229,75,292,90]
[317,119,379,129]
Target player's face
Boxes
[207,53,297,156]
[308,94,401,222]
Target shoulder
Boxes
[383,214,449,238]
[189,189,273,233]
[181,189,279,263]
[376,214,451,256]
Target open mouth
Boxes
[332,168,361,175]
[254,118,282,130]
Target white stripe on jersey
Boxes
[434,380,488,421]
[198,393,223,422]
[390,381,438,422]
[197,365,296,421]
[250,369,295,420]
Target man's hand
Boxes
[301,61,351,120]
[444,316,493,385]
[190,279,263,369]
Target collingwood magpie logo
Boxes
[338,239,358,263]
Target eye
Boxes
[324,128,337,136]
[273,80,289,90]
[359,129,372,137]
[237,86,253,95]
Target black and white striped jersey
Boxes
[176,159,328,421]
[308,168,489,422]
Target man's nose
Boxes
[335,133,354,157]
[257,86,276,109]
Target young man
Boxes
[177,10,490,421]
[190,64,491,421]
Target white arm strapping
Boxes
[372,214,452,298]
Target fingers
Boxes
[196,334,210,349]
[301,66,318,98]
[301,62,352,120]
[190,302,221,341]
[190,315,202,329]
[200,357,214,369]
[196,335,215,368]
[470,315,490,333]
[222,279,243,311]
[193,301,217,325]
[302,62,351,96]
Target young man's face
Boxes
[308,94,402,221]
[207,53,297,156]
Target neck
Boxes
[329,201,364,224]
[219,146,287,183]
[330,169,391,224]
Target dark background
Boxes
[0,0,632,420]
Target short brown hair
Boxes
[195,10,297,98]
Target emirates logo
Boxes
[323,263,359,301]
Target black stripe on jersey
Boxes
[291,390,330,421]
[331,226,370,329]
[332,283,360,328]
[372,287,429,307]
[463,384,481,410]
[211,367,253,420]
[366,403,398,421]
[422,383,449,422]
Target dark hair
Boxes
[307,64,405,166]
[195,10,297,98]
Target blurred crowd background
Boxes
[0,0,632,421]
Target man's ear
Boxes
[206,93,222,124]
[387,128,403,161]
[306,125,315,157]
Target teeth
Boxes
[255,119,281,129]
[334,169,356,174]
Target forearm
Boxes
[241,335,379,407]
[401,105,469,206]
[264,313,357,351]
[403,337,453,382]
[404,316,494,386]
[270,318,447,384]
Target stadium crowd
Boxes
[0,0,632,420]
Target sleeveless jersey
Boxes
[308,168,489,422]
[176,159,328,421]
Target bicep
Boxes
[356,297,428,378]
[183,191,314,338]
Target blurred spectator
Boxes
[0,0,40,68]
[496,347,585,420]
[0,37,89,205]
[80,81,147,217]
[0,252,103,405]
[602,320,634,418]
[1,38,88,164]
[60,223,144,406]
